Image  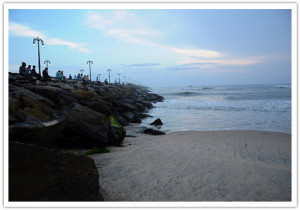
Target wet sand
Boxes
[91,130,291,201]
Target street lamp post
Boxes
[44,60,51,69]
[33,37,44,76]
[117,73,121,84]
[107,69,112,83]
[86,60,93,81]
[80,69,84,77]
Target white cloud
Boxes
[171,47,221,58]
[85,10,160,46]
[9,22,46,38]
[177,57,261,67]
[47,38,91,53]
[85,10,261,68]
[9,22,91,53]
[171,46,261,68]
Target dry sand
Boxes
[91,130,291,201]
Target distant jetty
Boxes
[8,72,164,201]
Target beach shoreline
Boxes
[91,129,291,201]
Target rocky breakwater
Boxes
[8,72,164,201]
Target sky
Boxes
[8,8,291,87]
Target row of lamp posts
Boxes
[33,36,132,84]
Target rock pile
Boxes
[9,72,164,148]
[8,72,164,201]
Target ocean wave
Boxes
[165,91,201,96]
[158,103,290,113]
[275,85,291,89]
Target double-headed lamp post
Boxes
[80,69,84,76]
[44,60,51,70]
[107,69,112,83]
[86,60,93,81]
[33,37,44,76]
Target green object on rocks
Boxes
[109,116,126,146]
[84,146,110,156]
[110,116,121,127]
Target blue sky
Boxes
[9,9,291,87]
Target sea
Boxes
[141,84,292,134]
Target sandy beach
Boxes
[91,130,291,201]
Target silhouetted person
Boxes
[31,65,41,80]
[104,79,108,85]
[43,68,51,81]
[19,62,32,80]
[77,73,81,81]
[26,65,32,73]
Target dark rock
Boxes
[139,100,154,109]
[122,103,138,112]
[9,141,103,201]
[136,113,152,120]
[84,99,112,115]
[57,103,111,148]
[144,128,166,135]
[122,111,141,123]
[31,86,66,103]
[150,118,163,125]
[9,118,66,146]
[137,126,148,134]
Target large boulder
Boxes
[56,103,111,148]
[9,118,66,147]
[30,86,65,103]
[84,99,112,115]
[9,142,103,201]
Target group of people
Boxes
[19,62,51,81]
[75,73,90,84]
[19,62,130,85]
[56,70,67,81]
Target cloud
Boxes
[171,46,261,68]
[85,10,160,46]
[9,22,46,38]
[171,47,221,58]
[177,57,261,67]
[124,63,161,68]
[9,22,91,53]
[84,10,263,70]
[85,10,261,69]
[47,38,91,53]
